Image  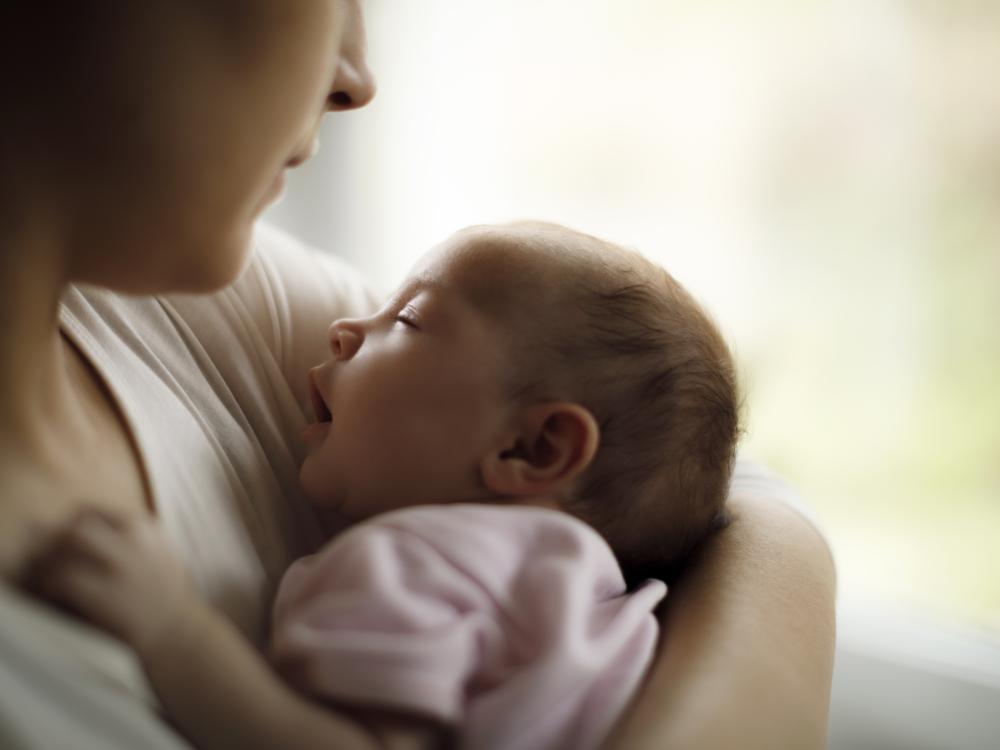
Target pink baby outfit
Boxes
[270,504,666,750]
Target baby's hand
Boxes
[30,509,199,657]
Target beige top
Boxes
[0,224,813,748]
[0,224,378,748]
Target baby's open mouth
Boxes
[308,370,332,423]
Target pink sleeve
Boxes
[269,522,497,723]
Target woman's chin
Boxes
[185,228,256,292]
[121,229,255,295]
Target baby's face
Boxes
[300,230,536,519]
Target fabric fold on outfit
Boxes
[271,504,666,750]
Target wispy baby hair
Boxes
[473,221,740,584]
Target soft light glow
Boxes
[266,0,1000,633]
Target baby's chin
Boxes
[297,463,338,509]
[297,468,369,530]
[297,481,356,537]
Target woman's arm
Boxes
[605,488,837,750]
[140,604,442,750]
[30,511,443,750]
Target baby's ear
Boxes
[481,402,600,497]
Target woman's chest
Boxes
[58,287,324,643]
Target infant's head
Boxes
[301,221,739,581]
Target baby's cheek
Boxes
[298,451,338,508]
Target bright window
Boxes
[267,0,1000,634]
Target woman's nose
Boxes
[328,59,376,110]
[326,3,377,111]
[328,320,364,360]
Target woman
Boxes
[0,1,835,748]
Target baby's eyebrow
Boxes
[391,276,450,308]
[383,279,429,315]
[406,274,445,294]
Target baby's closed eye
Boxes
[394,304,421,329]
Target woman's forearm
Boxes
[142,604,382,750]
[606,491,837,750]
[31,511,443,750]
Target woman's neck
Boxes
[0,219,83,469]
[0,220,152,573]
[0,226,83,574]
[0,178,152,581]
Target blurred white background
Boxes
[266,2,1000,746]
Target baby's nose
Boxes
[328,320,364,360]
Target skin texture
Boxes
[300,245,512,517]
[300,229,598,519]
[0,2,836,747]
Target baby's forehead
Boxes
[408,224,653,323]
[447,229,555,277]
[413,230,558,300]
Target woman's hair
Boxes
[486,222,741,585]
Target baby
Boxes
[34,222,739,750]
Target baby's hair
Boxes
[468,222,740,585]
